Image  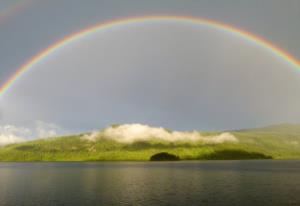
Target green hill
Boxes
[0,124,300,161]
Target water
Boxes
[0,161,300,206]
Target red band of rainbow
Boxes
[1,15,299,98]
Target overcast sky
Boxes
[0,0,300,139]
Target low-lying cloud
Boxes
[83,124,238,144]
[35,121,60,138]
[0,121,64,146]
[0,123,238,146]
[0,125,28,146]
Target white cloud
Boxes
[0,123,238,147]
[0,121,66,146]
[35,121,60,138]
[83,124,238,144]
[83,131,99,142]
[0,125,28,146]
[0,135,25,146]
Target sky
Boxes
[0,0,300,141]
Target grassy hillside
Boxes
[0,124,300,161]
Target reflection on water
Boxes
[0,161,300,206]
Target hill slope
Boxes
[0,124,299,161]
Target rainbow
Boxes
[1,15,300,98]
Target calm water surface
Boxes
[0,160,300,206]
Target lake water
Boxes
[0,161,300,206]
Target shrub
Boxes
[150,152,180,161]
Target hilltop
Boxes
[0,124,300,161]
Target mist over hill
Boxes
[83,124,238,144]
[0,123,299,161]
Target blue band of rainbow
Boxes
[1,15,299,98]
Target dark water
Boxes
[0,161,300,206]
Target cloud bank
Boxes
[0,121,64,146]
[0,123,238,146]
[0,125,28,146]
[35,121,60,138]
[83,124,238,144]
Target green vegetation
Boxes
[199,149,272,160]
[150,152,180,161]
[0,124,300,161]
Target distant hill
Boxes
[0,124,300,161]
[236,123,300,134]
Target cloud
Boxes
[83,131,100,142]
[0,135,25,146]
[0,121,66,146]
[0,122,237,147]
[83,124,238,144]
[0,125,28,146]
[35,121,60,138]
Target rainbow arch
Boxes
[1,15,300,98]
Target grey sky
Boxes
[0,0,300,136]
